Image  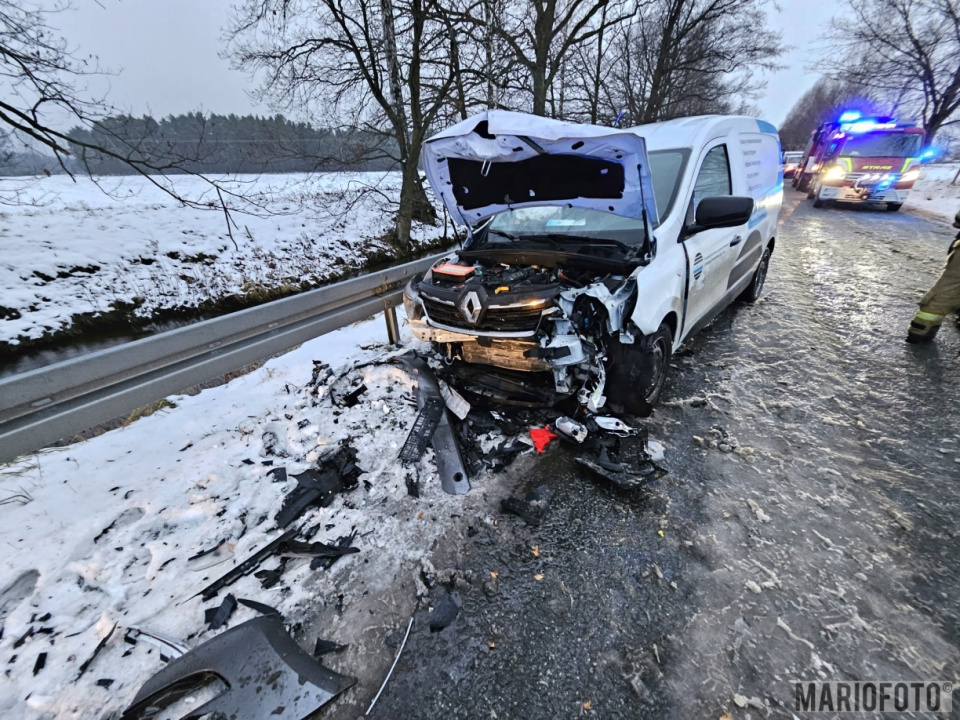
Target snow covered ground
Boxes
[0,313,485,719]
[904,162,960,223]
[0,172,448,346]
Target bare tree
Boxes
[227,0,470,250]
[0,0,268,229]
[777,77,879,150]
[606,0,782,125]
[457,0,637,117]
[826,0,960,143]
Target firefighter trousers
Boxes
[908,236,960,341]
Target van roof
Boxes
[628,115,779,152]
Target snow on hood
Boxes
[422,110,659,227]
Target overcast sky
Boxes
[49,0,834,128]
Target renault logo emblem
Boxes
[460,291,482,325]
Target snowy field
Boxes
[0,314,482,719]
[0,172,448,347]
[904,162,960,223]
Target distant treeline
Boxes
[0,113,399,176]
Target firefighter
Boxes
[907,209,960,343]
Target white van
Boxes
[404,111,783,415]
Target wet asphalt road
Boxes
[364,191,960,719]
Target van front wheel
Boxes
[606,324,673,417]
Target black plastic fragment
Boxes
[241,458,254,465]
[314,638,348,657]
[574,436,667,489]
[398,396,444,464]
[333,381,367,408]
[500,485,554,527]
[275,444,364,528]
[96,678,114,688]
[13,627,34,649]
[121,616,356,720]
[237,598,281,617]
[405,471,420,498]
[253,560,288,590]
[32,652,46,675]
[429,590,459,632]
[308,532,359,571]
[195,529,296,601]
[204,594,237,631]
[77,622,118,680]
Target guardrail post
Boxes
[384,305,401,345]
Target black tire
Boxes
[797,174,811,192]
[740,246,771,303]
[887,202,903,212]
[606,324,673,417]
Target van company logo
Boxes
[794,681,952,713]
[459,291,483,325]
[693,253,704,280]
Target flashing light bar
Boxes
[839,110,862,122]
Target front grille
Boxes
[845,171,900,183]
[421,295,546,335]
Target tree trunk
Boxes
[395,150,436,251]
[589,4,608,124]
[532,0,557,116]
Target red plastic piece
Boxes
[529,426,558,454]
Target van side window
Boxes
[692,145,731,208]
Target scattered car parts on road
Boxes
[121,616,356,720]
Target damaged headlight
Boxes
[403,276,425,322]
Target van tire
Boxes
[740,246,771,303]
[887,202,903,212]
[606,324,673,418]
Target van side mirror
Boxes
[686,196,754,235]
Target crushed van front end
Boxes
[405,259,637,410]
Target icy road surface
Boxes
[370,190,960,718]
[2,188,960,719]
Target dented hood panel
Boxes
[423,110,658,226]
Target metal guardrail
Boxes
[0,251,447,463]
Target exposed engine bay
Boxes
[405,256,640,412]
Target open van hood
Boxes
[422,110,659,227]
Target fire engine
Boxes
[792,110,925,211]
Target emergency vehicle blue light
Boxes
[921,148,937,159]
[848,121,877,133]
[839,110,862,122]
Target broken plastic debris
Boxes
[332,381,367,408]
[237,598,281,618]
[314,638,348,657]
[194,530,297,601]
[398,397,444,465]
[529,426,559,453]
[594,416,638,436]
[121,616,355,720]
[554,416,588,443]
[574,441,667,489]
[77,622,118,680]
[124,627,189,661]
[204,594,237,631]
[275,444,364,527]
[500,485,554,526]
[438,379,471,420]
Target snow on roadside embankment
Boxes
[0,172,449,348]
[0,315,468,719]
[904,162,960,224]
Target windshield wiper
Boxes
[536,233,632,254]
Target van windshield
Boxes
[840,132,922,158]
[482,148,689,247]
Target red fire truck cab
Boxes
[792,111,925,211]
